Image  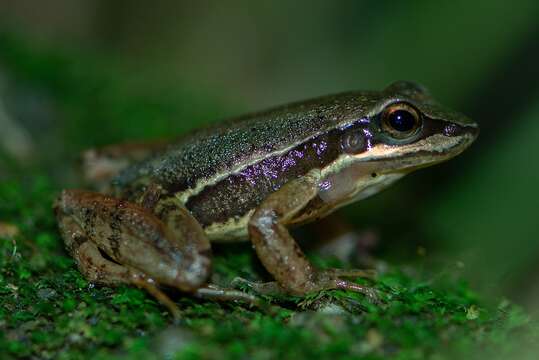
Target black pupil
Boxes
[388,110,416,132]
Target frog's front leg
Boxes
[54,189,213,316]
[247,170,377,299]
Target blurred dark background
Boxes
[0,1,538,308]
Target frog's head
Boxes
[364,80,479,169]
[318,81,478,206]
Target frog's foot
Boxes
[194,284,260,306]
[231,277,283,295]
[312,269,379,302]
[232,274,379,303]
[131,274,182,319]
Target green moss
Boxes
[0,177,538,360]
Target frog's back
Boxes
[113,91,380,196]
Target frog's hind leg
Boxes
[54,189,212,317]
[194,284,259,306]
[151,196,261,307]
[56,213,182,318]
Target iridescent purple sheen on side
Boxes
[186,119,371,226]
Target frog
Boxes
[54,81,478,317]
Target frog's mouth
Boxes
[317,127,476,207]
[358,126,478,175]
[387,128,478,172]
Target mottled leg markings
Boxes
[56,214,182,318]
[247,171,378,301]
[54,189,213,318]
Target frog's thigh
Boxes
[248,172,320,295]
[54,190,211,292]
[57,214,132,284]
[153,196,212,260]
[57,214,184,317]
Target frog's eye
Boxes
[341,131,365,154]
[381,103,421,139]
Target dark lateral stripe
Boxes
[185,126,350,226]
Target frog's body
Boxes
[55,81,478,316]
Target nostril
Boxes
[443,123,479,140]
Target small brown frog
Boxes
[55,82,478,316]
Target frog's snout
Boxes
[461,124,479,149]
[468,124,480,141]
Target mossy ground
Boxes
[1,34,539,359]
[1,176,538,360]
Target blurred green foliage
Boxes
[0,32,228,150]
[427,98,539,297]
